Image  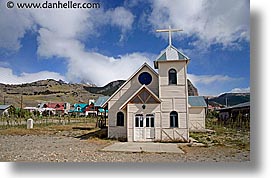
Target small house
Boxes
[188,96,207,131]
[0,105,14,117]
[84,102,96,116]
[217,101,250,123]
[70,103,88,116]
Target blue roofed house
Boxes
[70,103,88,116]
[188,96,207,131]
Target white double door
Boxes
[134,114,155,141]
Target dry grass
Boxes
[0,122,97,136]
[189,125,250,151]
[87,137,112,145]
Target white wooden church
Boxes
[103,27,206,142]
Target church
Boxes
[102,27,206,142]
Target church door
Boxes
[145,114,155,139]
[134,114,144,141]
[134,114,155,141]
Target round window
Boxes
[138,72,152,85]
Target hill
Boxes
[0,79,106,107]
[207,93,250,107]
[0,79,198,108]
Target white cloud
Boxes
[0,1,34,51]
[107,7,134,31]
[0,61,10,67]
[148,0,249,49]
[187,73,238,85]
[187,73,245,96]
[228,87,250,93]
[66,52,151,86]
[0,0,140,86]
[0,67,65,84]
[0,0,134,52]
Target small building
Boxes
[188,96,207,131]
[24,106,39,113]
[69,103,89,116]
[0,105,14,117]
[84,102,96,116]
[37,102,70,115]
[217,102,250,122]
[46,102,65,115]
[102,44,190,142]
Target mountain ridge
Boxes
[0,78,199,108]
[207,92,250,107]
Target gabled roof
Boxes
[0,105,12,110]
[102,62,158,108]
[154,45,190,69]
[119,85,161,110]
[74,103,88,108]
[70,103,88,112]
[47,103,64,109]
[188,96,207,107]
[95,96,110,107]
[98,108,108,113]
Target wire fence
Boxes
[0,116,99,128]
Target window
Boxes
[169,68,177,85]
[117,112,124,126]
[146,114,154,127]
[170,111,178,127]
[135,114,143,127]
[138,72,152,85]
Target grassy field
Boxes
[189,120,250,151]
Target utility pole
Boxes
[20,95,23,118]
[20,95,23,109]
[225,96,228,107]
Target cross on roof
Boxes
[156,26,183,46]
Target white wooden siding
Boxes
[189,107,206,131]
[108,66,159,139]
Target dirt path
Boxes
[0,135,249,162]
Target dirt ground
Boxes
[0,124,250,162]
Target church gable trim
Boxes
[119,85,161,110]
[102,62,158,108]
[154,45,190,69]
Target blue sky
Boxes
[0,0,250,96]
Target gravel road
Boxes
[0,135,250,162]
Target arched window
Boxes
[170,111,178,127]
[168,68,177,85]
[117,112,124,126]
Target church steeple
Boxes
[154,26,190,69]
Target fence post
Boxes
[27,118,33,129]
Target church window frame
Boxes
[168,68,177,85]
[170,111,179,128]
[117,111,124,126]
